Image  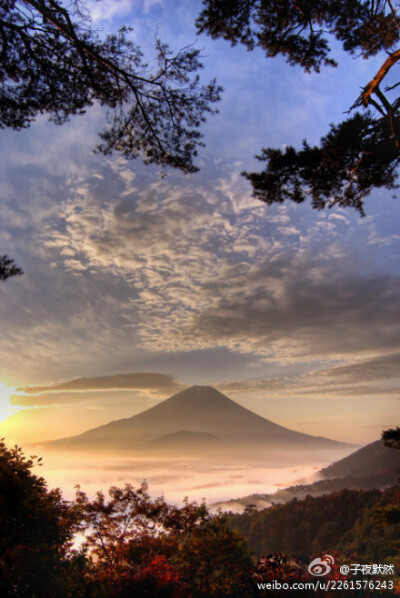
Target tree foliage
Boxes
[0,441,255,597]
[227,486,400,566]
[1,0,221,173]
[75,482,254,597]
[197,0,400,213]
[382,426,400,450]
[1,439,400,596]
[0,255,23,281]
[0,0,223,280]
[0,440,83,597]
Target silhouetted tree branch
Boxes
[0,255,23,281]
[382,427,400,449]
[1,0,223,279]
[1,0,222,172]
[197,0,400,213]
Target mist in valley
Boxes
[33,444,351,508]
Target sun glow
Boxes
[0,382,20,422]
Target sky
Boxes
[0,0,399,450]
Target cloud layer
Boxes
[20,372,182,395]
[1,0,399,448]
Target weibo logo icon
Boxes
[308,554,335,576]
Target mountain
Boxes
[320,439,400,479]
[212,439,400,512]
[44,385,351,457]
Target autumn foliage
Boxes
[0,440,253,597]
[0,439,399,597]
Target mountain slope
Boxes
[45,385,350,453]
[320,439,400,479]
[212,439,400,512]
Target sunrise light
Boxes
[0,382,20,423]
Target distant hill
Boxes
[212,439,400,512]
[43,385,351,456]
[320,439,400,479]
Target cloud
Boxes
[1,0,399,451]
[19,372,183,396]
[193,268,400,362]
[1,102,400,394]
[10,373,184,409]
[3,143,400,385]
[86,0,134,23]
[21,372,181,393]
[35,157,400,367]
[320,352,400,383]
[217,350,400,402]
